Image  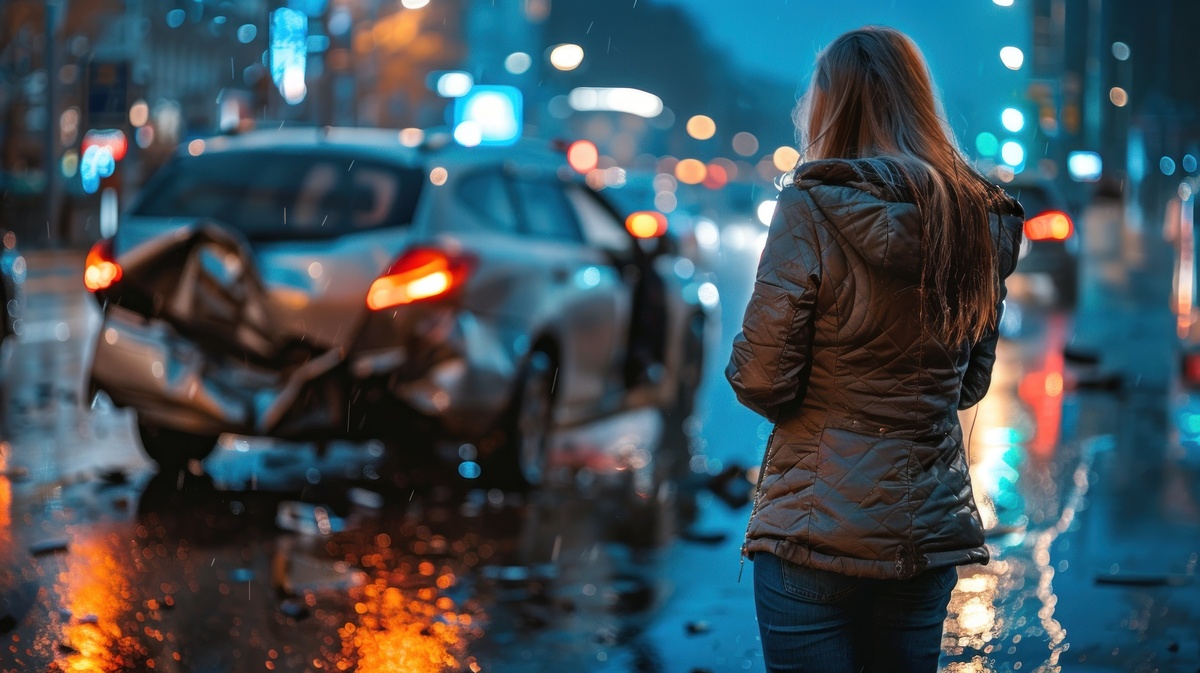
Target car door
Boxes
[509,171,626,419]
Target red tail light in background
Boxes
[625,211,668,239]
[1024,210,1073,242]
[366,247,474,311]
[84,238,123,292]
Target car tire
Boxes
[491,348,558,490]
[137,422,218,473]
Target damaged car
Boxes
[85,128,707,487]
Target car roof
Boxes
[185,127,569,172]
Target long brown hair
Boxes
[795,26,1000,345]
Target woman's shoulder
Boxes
[789,157,1025,221]
[787,157,920,206]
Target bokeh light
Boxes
[1111,41,1131,61]
[703,163,728,189]
[773,146,800,172]
[1000,141,1025,166]
[453,120,482,147]
[128,100,149,127]
[1001,108,1024,132]
[398,127,425,147]
[401,0,430,8]
[1109,87,1128,107]
[686,115,716,140]
[732,131,759,156]
[625,211,668,239]
[999,46,1024,70]
[757,200,776,226]
[429,166,448,186]
[975,132,999,157]
[237,24,257,43]
[567,140,599,173]
[505,52,532,75]
[436,72,473,98]
[674,158,707,185]
[549,44,584,71]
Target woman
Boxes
[726,27,1024,672]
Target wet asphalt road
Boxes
[3,233,1200,673]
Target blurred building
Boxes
[1,0,798,246]
[1024,0,1200,211]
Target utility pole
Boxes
[1083,0,1103,152]
[44,0,61,245]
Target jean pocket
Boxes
[933,566,959,593]
[779,558,861,603]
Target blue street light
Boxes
[270,8,308,105]
[1001,108,1025,133]
[1000,141,1025,167]
[975,132,999,157]
[1067,151,1103,182]
[454,86,523,147]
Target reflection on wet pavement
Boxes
[4,252,1200,672]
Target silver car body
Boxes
[89,128,706,445]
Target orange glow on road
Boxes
[334,579,478,673]
[54,536,148,671]
[1017,314,1068,460]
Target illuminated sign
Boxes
[453,86,523,147]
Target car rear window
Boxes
[133,151,423,240]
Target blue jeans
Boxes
[753,552,957,673]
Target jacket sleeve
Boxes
[959,217,1023,410]
[726,189,822,421]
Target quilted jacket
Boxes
[727,158,1024,580]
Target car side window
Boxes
[456,168,519,234]
[565,185,634,257]
[512,177,584,243]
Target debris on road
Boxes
[277,597,311,620]
[275,501,347,535]
[28,538,70,556]
[347,487,384,509]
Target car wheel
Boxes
[137,422,218,473]
[492,348,558,490]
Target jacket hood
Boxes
[790,158,1022,279]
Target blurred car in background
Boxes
[84,128,707,487]
[998,177,1079,306]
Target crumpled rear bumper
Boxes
[91,306,343,436]
[91,305,516,441]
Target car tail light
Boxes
[1024,210,1073,242]
[366,247,473,311]
[1184,352,1200,387]
[625,211,668,239]
[84,238,123,292]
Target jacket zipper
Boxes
[739,425,778,582]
